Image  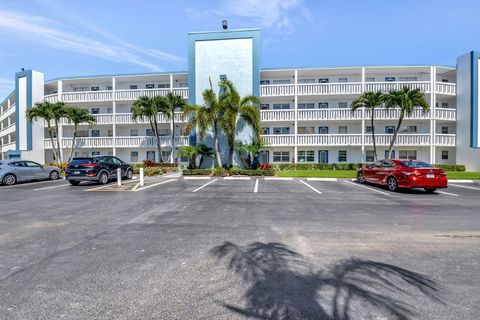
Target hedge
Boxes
[182,168,276,176]
[432,164,466,172]
[273,163,363,171]
[183,169,213,176]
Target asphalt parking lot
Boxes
[1,177,480,319]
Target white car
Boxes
[0,160,61,185]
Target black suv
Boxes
[66,156,133,185]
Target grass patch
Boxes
[277,170,357,178]
[446,172,480,180]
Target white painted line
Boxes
[264,177,294,181]
[254,179,259,193]
[343,180,391,196]
[0,180,58,189]
[184,176,211,180]
[192,179,218,192]
[84,179,138,191]
[449,179,474,183]
[34,184,69,191]
[436,190,459,197]
[299,179,322,194]
[136,179,177,191]
[449,183,480,191]
[224,176,251,180]
[131,182,141,191]
[306,178,338,181]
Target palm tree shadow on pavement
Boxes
[210,242,443,320]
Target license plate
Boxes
[74,171,80,174]
[426,174,434,178]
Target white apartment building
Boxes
[1,28,479,170]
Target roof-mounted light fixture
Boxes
[222,20,228,30]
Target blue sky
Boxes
[0,0,479,97]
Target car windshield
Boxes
[400,161,432,168]
[70,158,97,165]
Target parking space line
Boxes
[184,176,211,180]
[84,179,139,191]
[343,180,391,196]
[136,179,177,191]
[299,180,322,194]
[254,179,259,193]
[0,180,59,189]
[449,183,480,191]
[436,190,459,197]
[34,184,69,191]
[192,179,218,192]
[306,178,338,181]
[224,176,251,180]
[263,177,293,180]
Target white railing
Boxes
[262,134,295,146]
[435,108,456,121]
[260,84,295,96]
[364,81,431,93]
[260,110,295,121]
[435,134,456,146]
[368,108,431,120]
[0,104,15,119]
[44,137,114,148]
[114,136,189,147]
[297,134,363,146]
[62,91,114,103]
[58,114,114,125]
[0,123,16,136]
[297,82,363,95]
[115,112,185,124]
[365,134,431,146]
[44,94,59,103]
[115,89,170,100]
[435,82,456,95]
[1,142,16,153]
[298,108,362,121]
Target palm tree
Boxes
[177,145,197,169]
[132,96,164,162]
[351,91,385,162]
[160,92,188,163]
[220,80,261,166]
[184,79,225,167]
[383,86,430,159]
[196,143,214,168]
[64,107,96,163]
[234,137,264,169]
[26,101,64,163]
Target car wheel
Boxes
[49,170,59,180]
[69,180,80,186]
[357,172,365,184]
[387,176,398,192]
[2,174,16,185]
[98,172,109,185]
[424,188,437,193]
[125,169,133,180]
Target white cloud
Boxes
[0,9,184,71]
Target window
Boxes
[338,78,348,83]
[146,129,155,136]
[318,150,328,163]
[399,150,417,160]
[298,127,315,134]
[78,130,89,137]
[180,155,189,162]
[130,129,138,136]
[319,102,329,108]
[130,85,138,90]
[91,151,100,156]
[131,151,139,162]
[298,103,315,109]
[91,108,100,114]
[262,127,270,135]
[298,150,315,162]
[298,79,315,84]
[259,151,269,163]
[107,107,113,114]
[146,84,155,89]
[158,129,169,136]
[441,79,449,83]
[385,126,395,134]
[107,86,113,90]
[366,126,374,133]
[179,83,189,88]
[272,79,290,84]
[405,126,417,133]
[385,77,396,82]
[107,129,113,137]
[260,80,270,85]
[338,126,348,134]
[273,127,290,135]
[441,102,449,108]
[319,78,329,83]
[73,87,89,92]
[161,150,171,160]
[261,104,269,110]
[399,77,417,81]
[91,86,100,91]
[273,151,289,162]
[91,130,100,137]
[318,126,329,134]
[366,77,375,82]
[272,103,290,110]
[441,126,449,134]
[219,74,227,81]
[8,161,24,167]
[146,151,156,161]
[338,102,348,108]
[23,161,41,167]
[158,83,170,88]
[385,150,396,159]
[75,151,88,157]
[338,150,347,162]
[366,150,375,162]
[441,150,449,160]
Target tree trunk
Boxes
[152,117,162,163]
[68,123,78,163]
[171,116,175,163]
[199,155,204,168]
[228,138,234,167]
[47,122,59,162]
[213,124,222,168]
[371,112,378,161]
[387,110,405,159]
[54,119,63,163]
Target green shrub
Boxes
[273,163,362,171]
[433,164,466,172]
[212,167,229,177]
[183,169,212,176]
[237,169,275,176]
[229,166,240,175]
[143,167,165,176]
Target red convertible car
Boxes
[357,159,448,192]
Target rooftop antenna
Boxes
[222,20,228,30]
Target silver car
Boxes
[0,160,61,185]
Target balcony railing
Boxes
[298,109,363,121]
[1,142,16,153]
[115,112,185,124]
[435,134,456,146]
[368,108,430,120]
[435,108,456,121]
[435,82,456,95]
[364,134,431,146]
[297,134,363,146]
[44,136,189,149]
[262,134,295,146]
[58,114,114,125]
[260,110,295,121]
[0,123,16,136]
[260,84,295,96]
[297,82,363,95]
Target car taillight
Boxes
[401,171,417,176]
[439,172,446,176]
[83,163,97,168]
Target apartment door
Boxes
[318,150,328,163]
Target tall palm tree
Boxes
[219,79,262,166]
[184,79,225,168]
[196,143,214,168]
[160,92,188,163]
[351,91,385,162]
[26,101,63,163]
[64,107,96,163]
[132,96,164,162]
[384,86,430,159]
[51,102,67,163]
[234,137,264,169]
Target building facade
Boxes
[1,28,479,170]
